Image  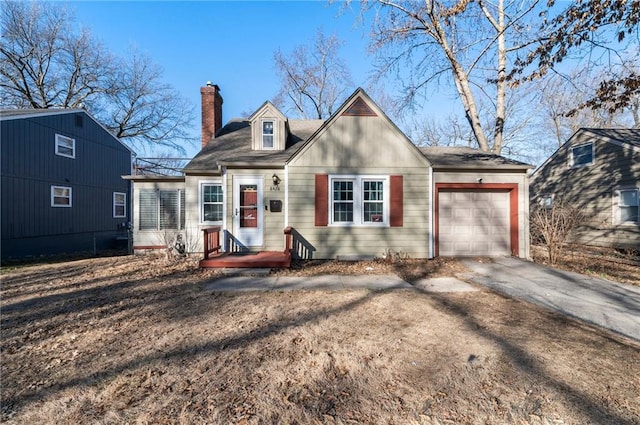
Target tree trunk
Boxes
[492,0,506,155]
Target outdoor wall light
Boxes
[477,178,483,184]
[272,173,281,186]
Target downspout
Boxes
[221,165,228,252]
[429,166,434,258]
[284,164,289,227]
[128,152,136,254]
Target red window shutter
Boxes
[315,174,328,226]
[390,175,403,227]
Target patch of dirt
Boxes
[531,244,640,286]
[2,255,639,424]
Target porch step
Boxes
[199,251,291,269]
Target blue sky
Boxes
[70,1,392,157]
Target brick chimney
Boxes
[201,82,223,148]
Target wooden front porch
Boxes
[198,226,292,268]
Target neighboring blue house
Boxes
[1,109,134,260]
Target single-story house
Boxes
[530,128,640,249]
[1,109,134,260]
[124,84,532,265]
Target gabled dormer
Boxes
[248,101,287,151]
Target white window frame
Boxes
[329,175,389,227]
[113,192,126,218]
[138,189,185,231]
[540,194,554,209]
[199,180,224,224]
[51,185,72,207]
[261,119,275,149]
[617,188,639,225]
[570,142,594,168]
[55,134,76,159]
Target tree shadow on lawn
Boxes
[418,287,639,424]
[2,259,638,424]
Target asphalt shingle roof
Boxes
[184,117,533,172]
[184,118,324,172]
[420,146,532,169]
[0,108,85,119]
[580,128,640,148]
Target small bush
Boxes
[530,199,586,265]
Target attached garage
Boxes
[422,147,533,259]
[436,184,518,256]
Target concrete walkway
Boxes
[462,257,640,342]
[204,272,478,293]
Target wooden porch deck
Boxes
[198,226,293,269]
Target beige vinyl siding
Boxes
[531,133,640,249]
[289,116,428,168]
[287,167,430,258]
[288,111,432,259]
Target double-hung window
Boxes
[570,142,594,167]
[55,134,75,158]
[139,189,185,230]
[330,176,388,225]
[619,189,639,224]
[51,185,72,207]
[332,180,354,222]
[113,192,126,218]
[201,183,223,223]
[262,120,274,149]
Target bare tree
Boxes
[274,29,354,119]
[405,115,473,147]
[514,0,640,116]
[103,50,195,152]
[0,1,112,108]
[358,0,544,154]
[0,0,195,152]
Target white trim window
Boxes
[262,120,274,149]
[113,192,126,218]
[201,182,223,224]
[618,189,639,224]
[570,142,594,168]
[51,185,72,207]
[55,134,76,158]
[330,175,389,226]
[139,189,185,231]
[540,195,554,209]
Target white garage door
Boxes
[438,190,510,256]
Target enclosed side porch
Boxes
[199,226,293,268]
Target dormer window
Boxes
[262,120,274,149]
[249,101,287,151]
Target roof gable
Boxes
[0,108,134,155]
[532,128,640,178]
[287,88,430,168]
[248,101,288,151]
[248,101,287,122]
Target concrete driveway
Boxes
[462,257,640,342]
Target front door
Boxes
[233,176,263,247]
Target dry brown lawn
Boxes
[2,255,639,424]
